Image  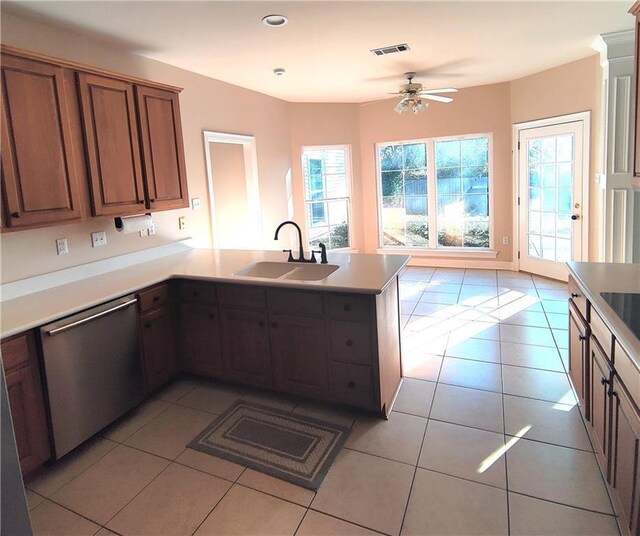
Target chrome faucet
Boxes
[274,221,328,263]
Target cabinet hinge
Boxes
[517,251,521,259]
[517,196,520,206]
[517,141,520,150]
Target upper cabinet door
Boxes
[0,55,82,228]
[135,86,188,211]
[77,73,147,216]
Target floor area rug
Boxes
[187,401,351,490]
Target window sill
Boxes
[376,247,499,259]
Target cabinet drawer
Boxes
[218,284,267,309]
[330,362,375,408]
[330,321,372,365]
[179,281,217,305]
[568,275,588,320]
[591,308,613,357]
[327,293,372,321]
[1,332,32,372]
[615,341,640,408]
[138,284,170,312]
[268,288,323,316]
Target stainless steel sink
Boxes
[234,261,339,281]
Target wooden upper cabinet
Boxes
[136,86,188,211]
[0,55,82,228]
[77,73,147,216]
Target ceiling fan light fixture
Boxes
[262,14,289,27]
[394,100,409,114]
[412,100,428,114]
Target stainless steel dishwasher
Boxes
[40,294,143,459]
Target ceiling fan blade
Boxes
[420,94,454,103]
[360,98,392,107]
[419,88,458,94]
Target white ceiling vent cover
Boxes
[370,43,410,56]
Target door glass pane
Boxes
[526,134,575,261]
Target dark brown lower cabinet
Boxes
[611,378,640,536]
[589,336,613,478]
[180,303,223,378]
[220,308,271,388]
[270,314,328,399]
[1,331,51,476]
[569,300,590,418]
[139,305,176,393]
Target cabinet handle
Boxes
[259,320,265,328]
[346,339,353,347]
[348,381,356,389]
[139,200,145,204]
[153,295,160,302]
[150,198,156,203]
[144,322,151,328]
[271,321,278,328]
[571,292,579,298]
[343,304,351,312]
[601,377,610,386]
[579,335,586,341]
[11,212,20,218]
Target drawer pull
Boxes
[579,335,586,341]
[271,321,278,328]
[343,304,351,312]
[153,295,160,302]
[150,198,156,203]
[346,339,353,347]
[571,292,579,298]
[139,200,144,204]
[601,377,609,386]
[348,381,356,389]
[11,212,20,218]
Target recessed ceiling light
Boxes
[262,14,288,27]
[273,68,286,76]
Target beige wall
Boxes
[0,11,292,283]
[510,54,603,261]
[0,10,604,283]
[288,103,362,249]
[358,82,514,264]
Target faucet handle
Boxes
[315,243,328,264]
[282,249,294,262]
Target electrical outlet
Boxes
[139,229,148,237]
[191,197,201,210]
[502,236,509,245]
[56,238,68,255]
[148,223,156,235]
[91,231,107,247]
[178,216,186,230]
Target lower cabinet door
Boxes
[220,308,271,387]
[589,337,612,477]
[180,304,223,378]
[569,301,589,418]
[611,379,640,536]
[140,306,176,393]
[270,314,328,399]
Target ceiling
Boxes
[2,1,634,103]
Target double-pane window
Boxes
[302,147,351,250]
[377,134,491,250]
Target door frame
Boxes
[512,111,591,274]
[203,131,261,249]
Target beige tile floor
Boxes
[24,268,622,536]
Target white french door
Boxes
[516,116,588,281]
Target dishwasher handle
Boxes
[45,298,138,336]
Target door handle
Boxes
[571,214,580,221]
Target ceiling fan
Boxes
[390,72,458,114]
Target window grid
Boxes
[302,147,351,251]
[377,134,491,250]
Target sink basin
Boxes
[234,261,339,281]
[234,262,297,279]
[283,264,339,281]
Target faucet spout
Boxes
[274,221,312,262]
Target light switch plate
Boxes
[91,231,107,247]
[191,197,201,210]
[178,216,186,230]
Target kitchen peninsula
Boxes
[1,246,409,475]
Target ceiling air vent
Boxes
[370,43,410,56]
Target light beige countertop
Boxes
[0,248,410,339]
[567,262,640,366]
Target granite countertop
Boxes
[0,248,410,339]
[567,262,640,366]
